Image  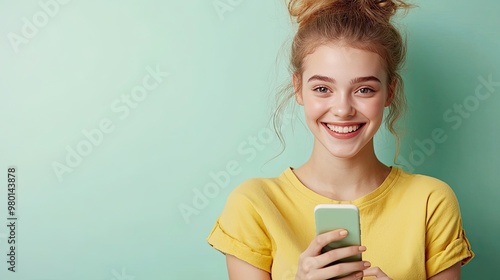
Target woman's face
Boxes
[294,43,393,159]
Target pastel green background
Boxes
[0,0,498,279]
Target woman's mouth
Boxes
[325,123,364,134]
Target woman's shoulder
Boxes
[397,167,449,185]
[231,168,291,198]
[394,167,457,198]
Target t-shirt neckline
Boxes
[281,166,401,208]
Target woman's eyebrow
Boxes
[307,75,381,84]
[307,75,335,83]
[350,76,381,84]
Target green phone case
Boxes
[314,204,362,279]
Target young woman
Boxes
[207,0,474,279]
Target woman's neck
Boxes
[292,141,391,201]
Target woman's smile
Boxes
[322,122,365,139]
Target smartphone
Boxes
[314,204,362,278]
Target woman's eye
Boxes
[314,87,329,94]
[356,87,374,94]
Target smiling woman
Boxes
[206,0,474,279]
[295,45,390,159]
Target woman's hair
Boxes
[273,0,412,159]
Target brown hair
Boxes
[273,0,413,159]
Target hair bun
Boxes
[288,0,412,28]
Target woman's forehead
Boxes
[302,44,388,83]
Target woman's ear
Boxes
[293,73,304,105]
[385,78,397,107]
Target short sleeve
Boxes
[207,188,273,272]
[425,184,474,277]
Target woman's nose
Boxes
[331,94,355,118]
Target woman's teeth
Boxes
[326,124,361,134]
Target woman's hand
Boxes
[362,267,393,280]
[295,229,370,280]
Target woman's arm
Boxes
[428,262,461,280]
[226,254,271,280]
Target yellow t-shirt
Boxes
[207,167,474,279]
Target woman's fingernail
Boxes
[359,246,366,251]
[340,230,348,236]
[355,272,363,278]
[364,261,371,267]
